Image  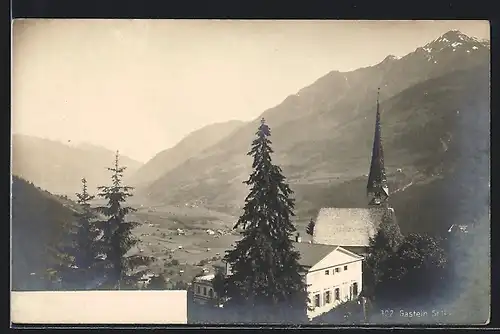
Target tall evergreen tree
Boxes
[223,118,308,323]
[49,178,102,289]
[306,218,315,237]
[95,151,152,289]
[65,178,103,288]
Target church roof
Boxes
[313,207,391,247]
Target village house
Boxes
[192,273,218,305]
[191,234,364,320]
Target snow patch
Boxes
[423,47,432,53]
[472,46,479,50]
[451,42,462,47]
[466,50,470,53]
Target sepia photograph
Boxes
[11,19,490,326]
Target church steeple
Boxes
[367,88,389,206]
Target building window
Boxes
[203,287,207,295]
[334,288,340,301]
[314,294,320,307]
[324,290,331,304]
[314,293,321,307]
[353,282,358,296]
[344,265,348,270]
[197,285,200,294]
[209,289,213,298]
[335,267,340,273]
[325,270,330,275]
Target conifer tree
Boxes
[306,218,315,237]
[66,178,103,288]
[211,270,227,306]
[223,118,308,323]
[95,151,152,289]
[51,178,101,289]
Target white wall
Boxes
[196,249,363,319]
[306,249,363,319]
[193,281,218,304]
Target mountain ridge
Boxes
[12,134,143,196]
[128,120,246,187]
[139,30,490,236]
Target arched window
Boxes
[209,289,214,298]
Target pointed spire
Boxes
[367,87,389,206]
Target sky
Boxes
[11,20,490,162]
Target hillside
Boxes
[128,120,245,187]
[141,31,490,236]
[11,176,77,290]
[11,135,143,196]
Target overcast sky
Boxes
[12,20,489,162]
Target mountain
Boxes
[128,120,245,187]
[140,30,490,236]
[11,135,143,196]
[11,176,77,290]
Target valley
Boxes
[11,28,490,292]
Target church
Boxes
[312,88,398,257]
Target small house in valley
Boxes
[193,274,218,305]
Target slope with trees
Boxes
[11,176,76,290]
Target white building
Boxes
[294,242,364,319]
[191,236,363,320]
[193,273,218,305]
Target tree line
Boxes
[45,152,154,290]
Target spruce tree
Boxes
[49,178,101,289]
[95,151,153,289]
[62,178,103,288]
[306,218,315,237]
[223,118,308,323]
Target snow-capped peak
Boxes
[378,54,400,66]
[421,30,486,54]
